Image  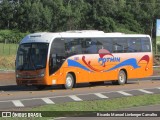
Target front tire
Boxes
[64,73,75,89]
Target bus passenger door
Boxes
[49,38,66,84]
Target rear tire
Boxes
[112,70,127,85]
[117,70,127,85]
[64,73,75,89]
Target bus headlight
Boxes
[16,74,20,78]
[16,70,45,78]
[38,69,45,77]
[38,73,44,77]
[16,74,23,78]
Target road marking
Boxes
[117,91,132,96]
[12,100,24,107]
[138,89,153,94]
[42,98,55,104]
[69,95,82,101]
[94,93,108,99]
[0,87,159,103]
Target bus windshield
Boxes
[16,43,49,71]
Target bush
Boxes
[0,30,28,44]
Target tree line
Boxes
[0,0,160,37]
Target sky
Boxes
[156,19,160,36]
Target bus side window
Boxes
[112,38,127,53]
[96,38,113,53]
[128,38,142,52]
[65,38,83,58]
[141,38,151,52]
[82,38,98,54]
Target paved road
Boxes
[0,80,160,110]
[0,72,160,110]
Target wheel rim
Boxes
[119,72,125,83]
[66,76,72,87]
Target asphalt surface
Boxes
[0,77,160,110]
[0,72,160,120]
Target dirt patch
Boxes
[0,72,16,86]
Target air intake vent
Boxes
[29,32,47,38]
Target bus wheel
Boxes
[35,85,46,90]
[118,70,127,85]
[64,73,75,89]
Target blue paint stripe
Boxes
[67,59,91,72]
[105,58,140,72]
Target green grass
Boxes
[4,94,160,120]
[0,43,18,56]
[0,43,18,70]
[31,94,160,111]
[156,36,160,44]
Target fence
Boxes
[0,43,19,56]
[0,42,19,70]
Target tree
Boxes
[0,0,14,29]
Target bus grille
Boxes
[17,80,44,85]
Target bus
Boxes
[15,30,153,89]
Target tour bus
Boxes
[15,30,153,89]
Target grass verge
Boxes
[32,94,160,111]
[0,43,18,70]
[0,43,18,56]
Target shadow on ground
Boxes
[0,81,137,92]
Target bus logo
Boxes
[98,49,120,67]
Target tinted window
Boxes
[82,38,98,54]
[49,38,65,75]
[112,38,128,53]
[65,38,83,57]
[141,37,151,52]
[16,43,48,70]
[96,38,113,53]
[127,38,142,52]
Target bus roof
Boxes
[20,30,151,44]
